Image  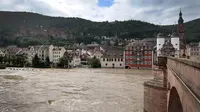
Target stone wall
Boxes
[167,57,200,99]
[144,76,167,112]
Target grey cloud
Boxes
[0,0,200,25]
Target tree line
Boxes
[0,54,72,68]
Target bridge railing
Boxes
[167,57,200,100]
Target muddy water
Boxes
[0,68,153,112]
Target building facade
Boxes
[100,47,124,68]
[36,45,54,62]
[156,33,180,57]
[52,47,66,64]
[124,40,153,69]
[186,42,200,60]
[5,45,22,56]
[101,54,124,68]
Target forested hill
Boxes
[0,11,199,46]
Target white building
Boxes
[186,42,200,60]
[156,33,180,57]
[37,45,54,62]
[27,46,41,64]
[100,48,124,68]
[27,45,54,64]
[69,56,81,67]
[171,33,180,56]
[156,33,165,57]
[101,54,124,68]
[52,47,66,64]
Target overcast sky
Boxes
[1,0,200,25]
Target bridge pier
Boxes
[144,57,168,112]
[144,70,168,112]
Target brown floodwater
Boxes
[0,68,153,112]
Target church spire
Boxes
[179,8,182,16]
[178,8,184,24]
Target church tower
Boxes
[177,9,186,48]
[177,9,186,57]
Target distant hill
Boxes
[0,11,199,46]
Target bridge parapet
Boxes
[167,57,200,100]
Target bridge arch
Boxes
[168,87,183,112]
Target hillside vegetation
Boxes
[0,11,199,46]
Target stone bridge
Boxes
[144,57,200,112]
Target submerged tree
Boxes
[58,57,69,68]
[88,57,101,68]
[45,56,50,67]
[32,54,40,68]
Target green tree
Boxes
[58,57,69,68]
[45,56,50,67]
[88,57,101,68]
[114,40,119,46]
[32,54,40,68]
[0,56,3,64]
[6,56,12,65]
[16,55,27,67]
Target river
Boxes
[0,68,153,112]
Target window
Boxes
[115,59,117,61]
[127,51,129,54]
[121,59,123,61]
[127,61,129,64]
[129,61,132,64]
[103,58,105,61]
[149,62,152,65]
[120,64,122,66]
[105,63,107,66]
[111,59,113,61]
[159,44,161,46]
[175,44,178,45]
[141,61,143,65]
[107,58,109,61]
[118,58,120,61]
